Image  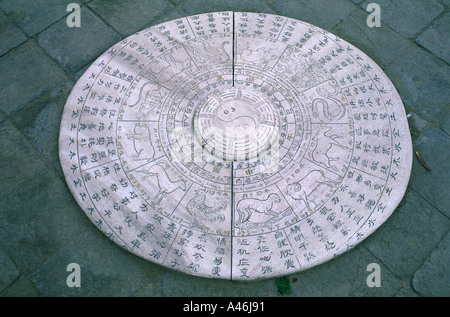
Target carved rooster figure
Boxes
[187,189,228,226]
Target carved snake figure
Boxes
[312,84,346,121]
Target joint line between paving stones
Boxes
[413,6,448,42]
[84,4,126,38]
[408,186,450,220]
[0,119,50,201]
[348,3,450,69]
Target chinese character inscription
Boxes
[59,12,412,280]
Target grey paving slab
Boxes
[73,63,91,82]
[59,10,413,281]
[416,10,450,65]
[0,0,75,36]
[385,44,450,121]
[11,95,61,163]
[332,7,409,69]
[0,277,40,297]
[145,7,188,28]
[0,193,30,256]
[88,0,173,36]
[412,232,450,297]
[438,105,450,136]
[128,259,166,296]
[0,112,4,123]
[37,7,121,75]
[363,190,449,279]
[0,120,45,201]
[272,0,355,30]
[0,41,68,116]
[289,246,401,296]
[360,0,444,38]
[49,79,75,113]
[4,167,92,273]
[405,112,429,142]
[181,0,267,15]
[160,271,278,296]
[394,287,420,297]
[28,228,148,297]
[0,11,27,56]
[0,192,43,274]
[0,248,19,293]
[409,128,450,217]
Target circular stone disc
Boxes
[59,12,412,280]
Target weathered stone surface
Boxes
[386,44,450,121]
[59,12,412,280]
[28,229,148,296]
[181,0,268,15]
[405,112,429,142]
[416,11,450,64]
[88,0,173,36]
[0,41,67,116]
[360,0,444,38]
[332,8,409,69]
[50,80,75,113]
[37,7,121,75]
[145,8,188,28]
[0,0,447,297]
[0,0,75,36]
[412,233,450,297]
[159,271,278,296]
[394,287,420,297]
[0,11,27,56]
[290,246,401,296]
[11,95,61,162]
[5,167,91,272]
[437,106,450,136]
[0,193,35,269]
[273,0,355,30]
[0,248,19,293]
[410,128,450,217]
[0,277,40,297]
[363,190,449,279]
[0,121,45,200]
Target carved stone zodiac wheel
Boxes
[59,12,412,280]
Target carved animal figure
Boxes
[137,161,187,204]
[129,82,164,118]
[239,44,278,68]
[285,170,335,211]
[236,193,281,226]
[187,189,228,226]
[143,50,192,85]
[126,123,155,161]
[311,83,346,122]
[311,127,349,172]
[184,40,231,65]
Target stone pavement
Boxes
[0,0,448,297]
